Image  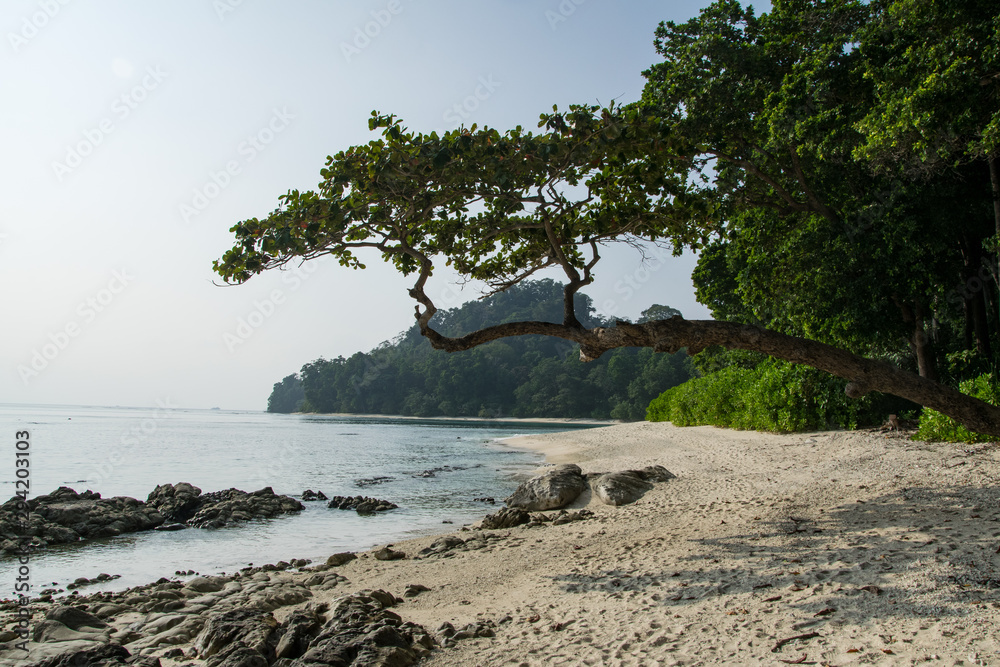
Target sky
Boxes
[1,0,715,411]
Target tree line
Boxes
[267,280,693,420]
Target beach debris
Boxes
[771,631,820,653]
[505,464,587,511]
[481,507,530,529]
[778,653,809,664]
[860,585,883,595]
[300,489,328,501]
[326,495,398,513]
[814,607,836,617]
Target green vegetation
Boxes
[915,374,1000,443]
[647,357,913,432]
[267,280,693,419]
[221,0,1000,438]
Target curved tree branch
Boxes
[415,315,1000,438]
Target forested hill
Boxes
[267,279,693,420]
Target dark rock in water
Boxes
[473,497,496,504]
[480,507,530,530]
[354,476,394,488]
[0,486,164,553]
[146,482,202,523]
[154,523,188,531]
[300,490,328,502]
[505,464,587,511]
[327,496,398,513]
[185,487,305,529]
[0,483,304,553]
[592,471,654,506]
[411,464,474,479]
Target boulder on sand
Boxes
[505,464,587,511]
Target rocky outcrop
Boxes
[591,472,653,506]
[326,496,398,514]
[0,487,164,553]
[0,484,304,554]
[185,488,304,529]
[480,507,530,530]
[505,464,587,511]
[300,490,328,502]
[591,466,676,506]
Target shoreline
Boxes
[5,422,1000,665]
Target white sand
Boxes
[9,421,1000,666]
[333,422,1000,665]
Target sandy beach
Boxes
[5,421,1000,665]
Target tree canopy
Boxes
[216,0,1000,437]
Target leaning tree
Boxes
[214,101,1000,436]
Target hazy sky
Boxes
[2,0,715,411]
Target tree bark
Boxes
[991,154,1000,327]
[418,316,1000,437]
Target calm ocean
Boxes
[0,404,591,595]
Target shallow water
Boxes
[0,404,590,595]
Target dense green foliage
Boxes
[915,373,1000,443]
[647,358,909,432]
[269,280,693,419]
[267,374,306,414]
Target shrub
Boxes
[914,373,999,443]
[646,359,898,433]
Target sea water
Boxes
[0,404,592,594]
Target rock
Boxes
[481,507,530,530]
[154,523,187,531]
[146,482,203,523]
[325,552,357,567]
[26,643,140,667]
[289,590,420,667]
[634,465,676,482]
[418,535,466,557]
[403,584,430,598]
[0,487,163,553]
[326,496,398,513]
[300,490,328,502]
[505,464,587,511]
[46,605,108,631]
[354,476,394,488]
[592,471,654,506]
[194,608,280,660]
[1,483,305,553]
[184,576,227,593]
[33,619,107,644]
[274,609,322,661]
[373,546,406,561]
[186,487,304,529]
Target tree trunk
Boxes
[419,316,1000,437]
[990,154,1000,327]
